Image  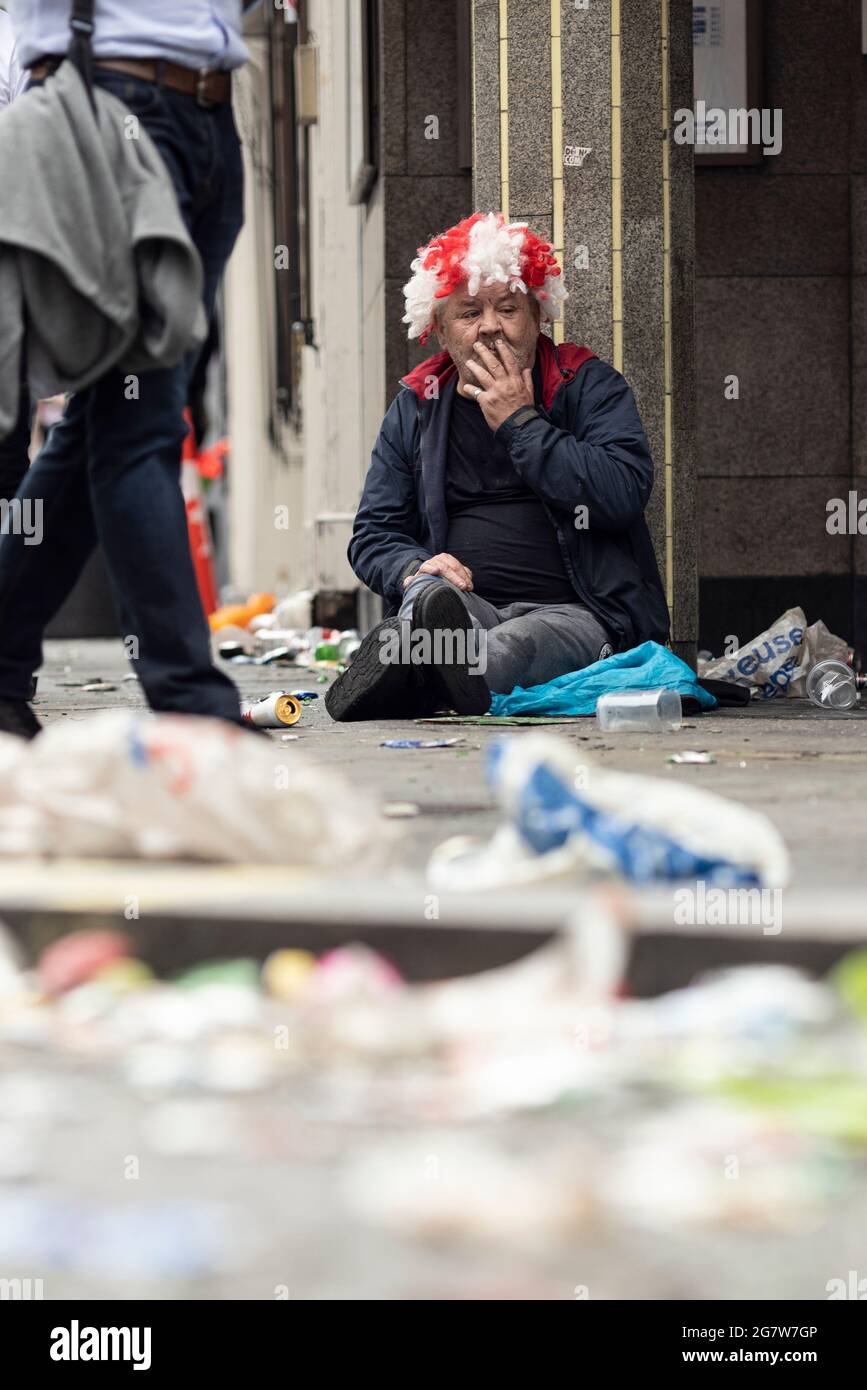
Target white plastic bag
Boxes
[698,606,848,700]
[428,734,790,890]
[0,711,380,864]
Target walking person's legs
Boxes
[79,75,246,719]
[0,393,98,734]
[0,382,32,504]
[0,71,248,736]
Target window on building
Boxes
[347,0,380,204]
[456,0,472,172]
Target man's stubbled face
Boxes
[435,281,541,383]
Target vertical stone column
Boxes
[472,0,697,664]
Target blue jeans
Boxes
[0,70,245,720]
[0,382,31,504]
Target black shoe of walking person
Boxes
[0,698,42,741]
[411,583,491,716]
[325,617,428,721]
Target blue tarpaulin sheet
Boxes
[490,640,717,717]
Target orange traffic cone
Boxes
[181,413,219,616]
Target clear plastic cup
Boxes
[806,659,858,711]
[595,687,682,732]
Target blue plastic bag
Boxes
[490,640,716,717]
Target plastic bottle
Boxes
[596,688,682,732]
[338,630,361,663]
[806,659,858,711]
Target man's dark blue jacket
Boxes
[348,333,670,652]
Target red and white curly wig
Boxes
[402,211,567,345]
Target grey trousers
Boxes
[398,574,614,694]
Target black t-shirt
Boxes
[444,378,576,609]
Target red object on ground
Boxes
[38,929,131,996]
[182,412,219,615]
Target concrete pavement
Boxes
[28,637,867,900]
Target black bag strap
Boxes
[68,0,97,108]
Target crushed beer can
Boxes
[240,691,303,728]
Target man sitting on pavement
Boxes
[326,211,669,722]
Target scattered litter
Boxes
[668,751,716,765]
[280,733,300,741]
[81,682,118,693]
[491,641,715,718]
[314,641,340,661]
[219,641,250,661]
[241,692,303,729]
[174,959,260,991]
[0,710,379,865]
[381,801,420,818]
[289,691,319,701]
[94,957,154,992]
[0,1194,261,1279]
[209,593,276,633]
[597,688,682,733]
[261,949,316,1002]
[122,674,139,683]
[427,733,789,890]
[316,674,330,684]
[38,929,132,997]
[806,659,858,711]
[3,897,867,1260]
[249,612,276,633]
[380,738,464,749]
[699,606,849,700]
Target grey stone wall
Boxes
[695,0,867,651]
[381,0,473,401]
[472,0,698,662]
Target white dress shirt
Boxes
[6,0,251,72]
[0,10,27,104]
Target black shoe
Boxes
[325,617,425,721]
[412,584,491,715]
[0,698,42,741]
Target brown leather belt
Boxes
[28,56,232,106]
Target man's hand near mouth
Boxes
[459,338,535,431]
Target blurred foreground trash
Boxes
[0,711,378,864]
[428,733,789,890]
[5,910,867,1263]
[699,606,849,700]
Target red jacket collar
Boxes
[401,334,596,410]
